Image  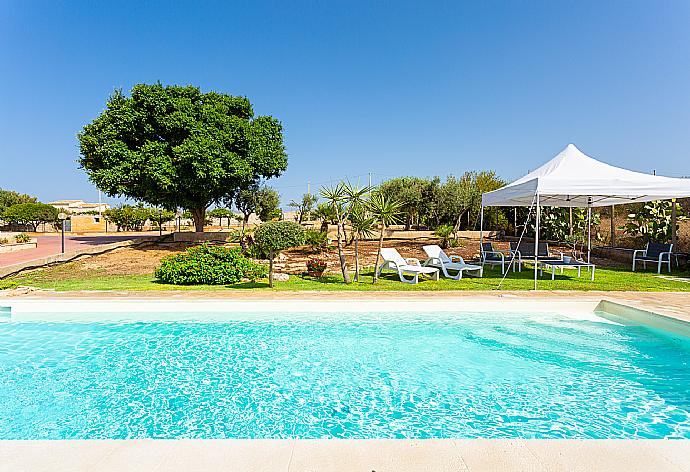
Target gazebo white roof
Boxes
[482,144,690,208]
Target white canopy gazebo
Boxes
[481,144,690,287]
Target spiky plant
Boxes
[368,192,402,283]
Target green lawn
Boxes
[4,262,690,292]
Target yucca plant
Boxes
[349,204,376,282]
[368,192,401,283]
[320,182,372,284]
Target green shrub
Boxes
[304,229,328,252]
[14,233,31,243]
[622,200,686,244]
[434,224,455,249]
[0,279,18,290]
[0,238,9,245]
[254,221,306,254]
[155,244,267,285]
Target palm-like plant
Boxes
[320,183,351,283]
[349,204,376,282]
[320,182,372,284]
[368,192,401,283]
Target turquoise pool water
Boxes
[0,310,689,439]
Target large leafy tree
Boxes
[78,84,288,232]
[2,202,59,231]
[0,188,37,215]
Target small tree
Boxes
[255,187,281,222]
[349,204,376,282]
[313,202,338,232]
[319,183,369,284]
[208,207,236,228]
[2,202,59,231]
[254,221,305,287]
[234,184,281,232]
[288,193,318,223]
[369,192,401,283]
[104,204,152,231]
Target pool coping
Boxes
[2,290,689,322]
[1,439,689,471]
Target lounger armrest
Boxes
[405,258,421,266]
[424,257,442,266]
[632,249,647,259]
[449,255,463,262]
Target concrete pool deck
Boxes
[1,439,689,471]
[2,289,689,322]
[1,291,689,471]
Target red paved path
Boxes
[0,235,151,268]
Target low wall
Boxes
[592,246,635,264]
[0,242,38,254]
[173,232,231,243]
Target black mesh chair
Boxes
[632,242,673,273]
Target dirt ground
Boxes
[51,237,622,277]
[73,243,187,275]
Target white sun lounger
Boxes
[422,245,483,280]
[377,248,440,284]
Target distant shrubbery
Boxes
[155,244,267,285]
[105,204,175,231]
[14,233,31,243]
[303,229,328,252]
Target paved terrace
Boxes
[0,234,153,268]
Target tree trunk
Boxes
[354,237,360,282]
[342,224,350,246]
[453,209,467,242]
[373,224,385,283]
[336,221,351,284]
[192,208,206,232]
[268,250,274,288]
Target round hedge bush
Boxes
[254,220,305,254]
[155,244,267,285]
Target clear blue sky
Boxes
[1,0,689,207]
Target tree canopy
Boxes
[2,202,59,231]
[234,184,281,230]
[377,172,505,230]
[0,188,37,215]
[78,83,288,232]
[254,220,305,287]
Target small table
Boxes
[538,260,596,281]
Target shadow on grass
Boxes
[150,279,271,289]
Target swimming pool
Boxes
[1,302,689,440]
